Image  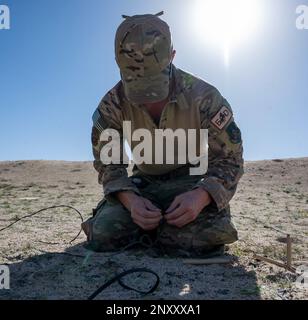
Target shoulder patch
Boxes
[226,121,242,144]
[210,106,232,130]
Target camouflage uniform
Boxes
[82,13,244,257]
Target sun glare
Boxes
[193,0,261,66]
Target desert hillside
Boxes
[0,158,307,300]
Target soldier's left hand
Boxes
[165,188,212,228]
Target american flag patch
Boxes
[92,109,104,132]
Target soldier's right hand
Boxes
[117,191,162,230]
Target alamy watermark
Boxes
[0,4,10,30]
[295,265,308,289]
[99,121,209,175]
[0,265,10,289]
[296,4,308,29]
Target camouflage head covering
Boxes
[115,12,173,104]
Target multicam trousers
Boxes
[82,173,238,257]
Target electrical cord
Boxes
[0,205,84,244]
[87,267,159,300]
[0,205,161,299]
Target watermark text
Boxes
[296,265,308,289]
[99,121,209,175]
[296,5,308,30]
[0,4,10,30]
[0,265,10,289]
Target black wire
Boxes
[0,205,84,244]
[0,205,161,299]
[87,267,160,300]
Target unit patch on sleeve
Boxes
[210,106,233,130]
[226,121,242,144]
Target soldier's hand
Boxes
[165,188,212,228]
[117,191,162,230]
[131,197,162,230]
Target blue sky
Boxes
[0,0,307,161]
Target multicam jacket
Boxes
[91,65,244,211]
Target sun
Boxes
[193,0,261,66]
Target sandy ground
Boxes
[0,158,307,300]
